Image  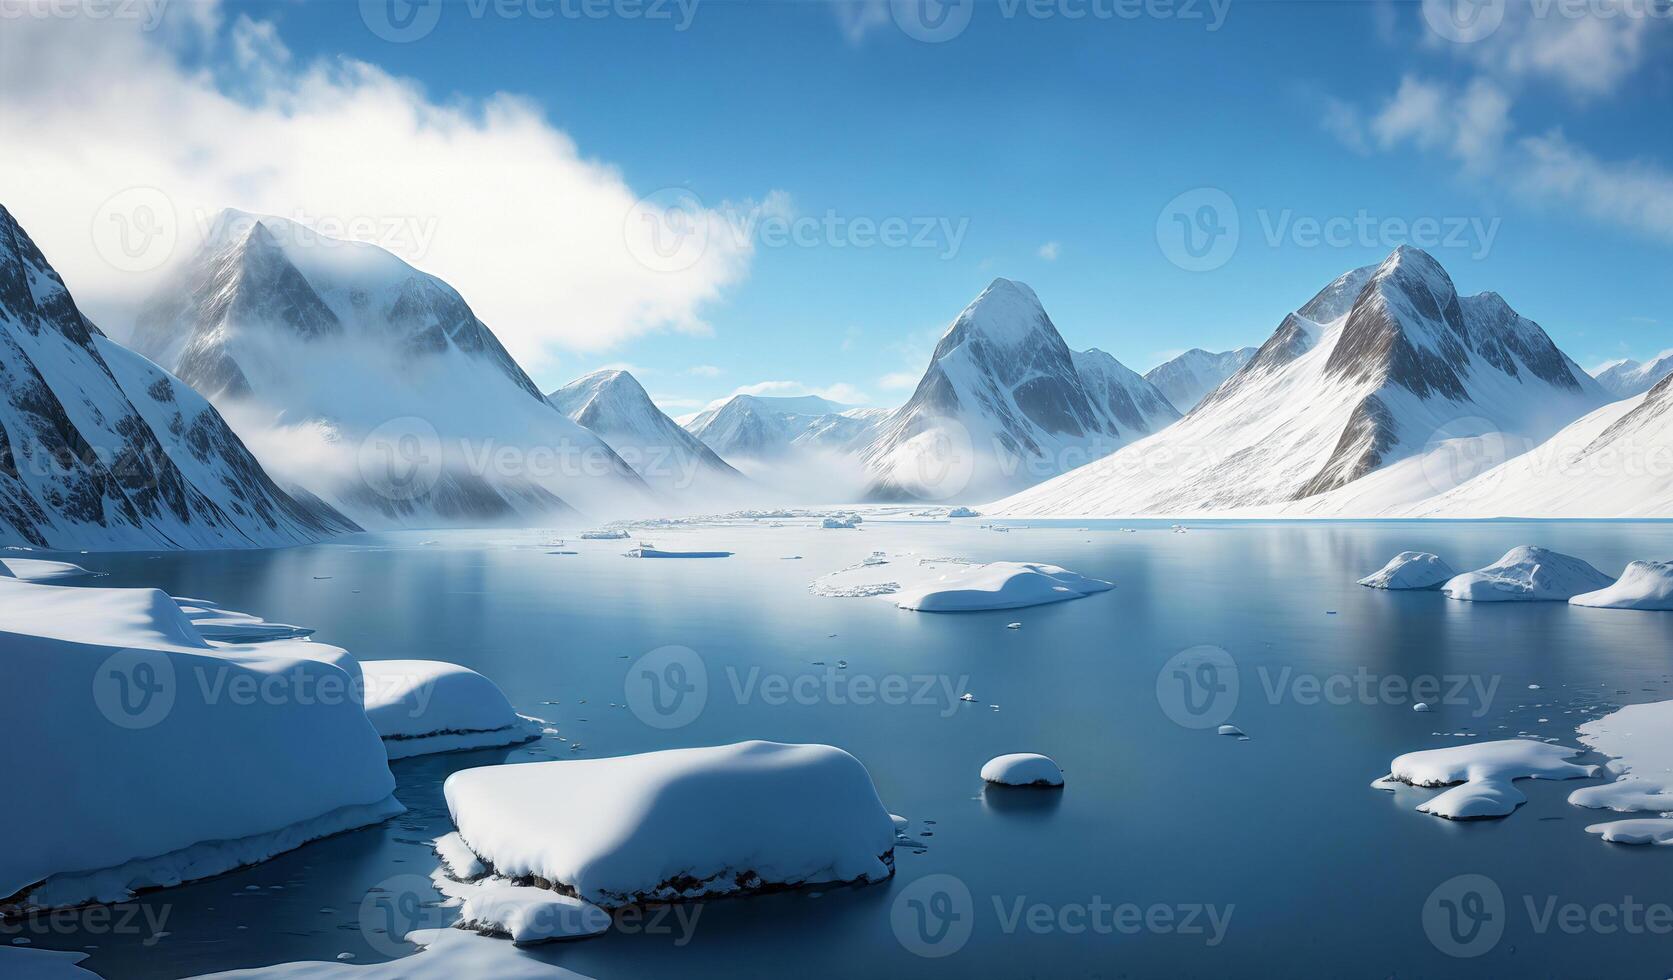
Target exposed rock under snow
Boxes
[1440,546,1615,602]
[1,579,397,913]
[1376,739,1597,820]
[1358,552,1455,590]
[442,741,895,908]
[361,660,541,760]
[1570,561,1673,611]
[981,753,1065,787]
[813,554,1112,612]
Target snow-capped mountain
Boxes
[549,369,744,491]
[1405,371,1673,518]
[0,204,356,550]
[128,209,650,526]
[1144,347,1258,413]
[992,247,1609,517]
[682,394,880,459]
[858,278,1180,501]
[1593,353,1673,399]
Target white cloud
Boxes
[1458,1,1659,99]
[878,370,920,391]
[686,364,723,377]
[833,0,891,44]
[1513,129,1673,241]
[1036,241,1061,261]
[0,5,763,371]
[728,380,871,405]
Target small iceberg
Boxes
[1570,561,1673,611]
[625,547,733,558]
[980,753,1064,787]
[1585,819,1673,846]
[946,506,978,518]
[579,529,630,540]
[1375,739,1597,820]
[821,516,860,529]
[1357,552,1455,590]
[442,741,896,908]
[362,660,543,760]
[455,883,612,945]
[813,554,1111,612]
[1440,546,1614,602]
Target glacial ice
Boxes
[1377,739,1597,820]
[361,660,542,760]
[1569,561,1673,611]
[1440,546,1615,602]
[980,753,1065,787]
[1357,552,1455,590]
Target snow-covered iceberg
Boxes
[1375,739,1597,820]
[1568,700,1673,843]
[1569,561,1673,611]
[1357,552,1454,591]
[812,554,1112,612]
[443,741,895,908]
[0,579,398,913]
[455,883,612,944]
[980,753,1064,787]
[1440,546,1614,602]
[362,660,541,760]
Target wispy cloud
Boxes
[1037,241,1061,261]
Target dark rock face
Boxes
[0,203,356,549]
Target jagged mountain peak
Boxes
[549,369,742,488]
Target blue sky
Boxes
[8,1,1671,414]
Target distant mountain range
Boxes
[992,246,1610,517]
[548,369,744,495]
[1593,353,1673,399]
[1144,347,1258,413]
[0,204,356,550]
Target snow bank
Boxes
[172,597,314,642]
[1570,561,1673,611]
[1376,739,1597,820]
[812,554,1112,612]
[443,741,895,908]
[361,660,541,760]
[980,753,1064,787]
[0,579,398,913]
[456,884,611,944]
[1585,819,1673,845]
[182,929,594,979]
[1357,552,1454,590]
[1440,546,1614,602]
[1568,700,1673,818]
[0,558,99,581]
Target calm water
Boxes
[22,520,1673,978]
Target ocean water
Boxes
[24,519,1673,979]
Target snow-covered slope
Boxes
[1406,371,1673,517]
[128,209,650,528]
[1144,346,1258,413]
[992,247,1608,517]
[858,278,1180,501]
[1593,352,1673,399]
[0,204,355,550]
[549,369,743,493]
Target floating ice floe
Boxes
[1374,739,1597,820]
[0,946,101,978]
[179,929,595,978]
[625,547,733,558]
[0,558,100,581]
[1357,552,1455,590]
[821,516,861,529]
[0,579,399,914]
[1569,561,1673,611]
[172,596,314,642]
[1567,700,1673,845]
[946,506,978,518]
[443,741,895,908]
[1413,702,1432,712]
[812,554,1112,612]
[1440,546,1615,602]
[1217,725,1247,739]
[362,661,542,760]
[980,753,1064,787]
[578,529,629,540]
